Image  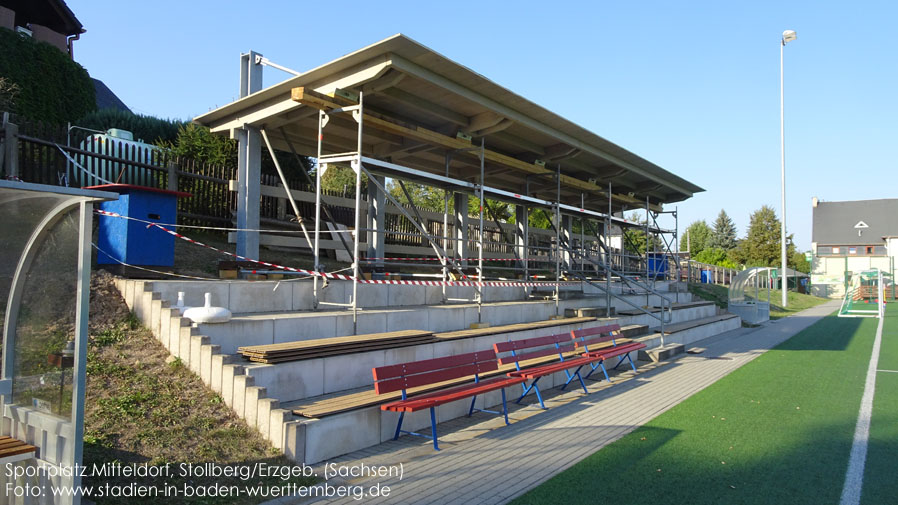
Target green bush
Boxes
[78,108,184,144]
[0,28,95,122]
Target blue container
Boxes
[87,184,191,266]
[647,253,668,279]
[701,269,712,283]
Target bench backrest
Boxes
[493,332,575,368]
[372,350,499,395]
[571,324,622,351]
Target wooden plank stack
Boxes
[238,330,436,364]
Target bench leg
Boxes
[561,366,588,394]
[393,412,405,441]
[613,353,638,372]
[517,379,547,409]
[597,362,612,383]
[430,407,440,451]
[501,388,510,425]
[468,395,478,417]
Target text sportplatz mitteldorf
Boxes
[4,462,316,481]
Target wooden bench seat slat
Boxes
[0,444,36,459]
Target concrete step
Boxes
[636,313,743,352]
[127,278,685,314]
[194,292,696,354]
[639,343,686,362]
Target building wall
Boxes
[29,24,68,53]
[811,252,896,298]
[0,6,13,30]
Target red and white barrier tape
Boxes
[94,210,581,288]
[362,256,554,263]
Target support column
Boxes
[561,214,573,271]
[236,51,262,259]
[454,193,469,268]
[366,174,386,268]
[515,204,529,278]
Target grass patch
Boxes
[513,310,876,505]
[84,312,315,504]
[688,283,828,320]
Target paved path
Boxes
[279,301,840,505]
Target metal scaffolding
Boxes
[301,90,682,337]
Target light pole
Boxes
[781,29,797,307]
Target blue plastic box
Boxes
[87,184,191,266]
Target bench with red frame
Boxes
[493,333,605,410]
[570,324,646,382]
[372,350,525,451]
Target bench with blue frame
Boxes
[493,333,605,410]
[570,324,646,382]
[372,350,525,451]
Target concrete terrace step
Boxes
[137,279,682,315]
[198,293,696,354]
[635,313,743,354]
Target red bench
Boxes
[493,333,605,410]
[570,324,646,382]
[372,350,525,451]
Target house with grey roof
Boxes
[810,197,898,298]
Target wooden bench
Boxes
[0,436,37,464]
[570,324,646,382]
[494,333,605,409]
[372,350,525,451]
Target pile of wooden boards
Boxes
[238,330,436,364]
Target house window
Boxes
[849,247,857,255]
[866,246,874,255]
[832,247,840,254]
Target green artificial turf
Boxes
[859,304,898,505]
[512,311,879,505]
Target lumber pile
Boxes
[238,330,435,364]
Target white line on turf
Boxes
[876,369,898,373]
[839,315,885,505]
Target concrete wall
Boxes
[145,279,676,315]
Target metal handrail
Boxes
[562,244,673,342]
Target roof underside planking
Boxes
[194,34,703,217]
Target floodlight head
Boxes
[782,30,797,44]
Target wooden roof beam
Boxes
[291,87,649,208]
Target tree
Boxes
[0,28,95,122]
[709,209,737,250]
[734,205,797,267]
[157,123,236,166]
[322,165,368,196]
[82,108,183,145]
[791,251,811,274]
[623,212,661,255]
[680,220,712,256]
[387,180,444,212]
[693,247,739,269]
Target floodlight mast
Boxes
[780,29,796,307]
